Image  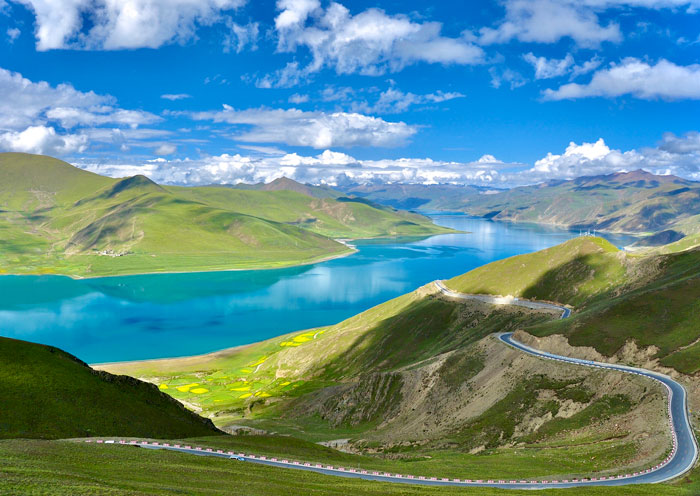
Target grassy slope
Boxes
[0,336,221,440]
[446,237,624,307]
[528,247,700,374]
[446,235,700,374]
[101,283,666,481]
[172,185,452,239]
[100,289,552,427]
[0,153,452,277]
[4,440,699,496]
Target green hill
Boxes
[0,336,220,439]
[0,153,453,277]
[446,236,626,307]
[526,246,700,375]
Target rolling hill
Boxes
[0,153,454,277]
[0,336,220,440]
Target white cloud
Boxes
[0,67,104,130]
[161,93,192,101]
[16,0,246,50]
[523,53,574,79]
[504,134,700,184]
[74,131,700,187]
[530,138,626,177]
[543,58,700,100]
[352,88,465,114]
[489,67,527,89]
[0,66,164,155]
[45,107,161,129]
[523,53,603,80]
[320,86,355,102]
[266,0,483,85]
[658,131,700,154]
[6,27,20,43]
[0,66,160,131]
[478,0,700,48]
[154,143,177,155]
[479,0,621,47]
[0,125,88,155]
[223,20,259,53]
[288,93,309,104]
[76,149,512,186]
[185,105,418,148]
[570,55,603,78]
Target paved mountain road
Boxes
[90,281,697,489]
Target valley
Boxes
[95,236,699,490]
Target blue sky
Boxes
[0,0,699,187]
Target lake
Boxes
[0,215,636,363]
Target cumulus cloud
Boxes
[0,66,160,130]
[288,93,309,104]
[479,0,700,47]
[570,55,604,78]
[0,66,163,155]
[15,0,246,50]
[659,131,700,154]
[264,0,483,85]
[73,130,700,188]
[505,133,700,184]
[523,53,574,79]
[479,0,621,47]
[76,149,511,186]
[184,105,418,148]
[543,58,700,100]
[0,126,88,155]
[154,143,177,155]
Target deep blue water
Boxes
[0,216,636,363]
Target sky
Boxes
[0,0,699,187]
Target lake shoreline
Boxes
[0,229,459,281]
[0,216,638,364]
[0,245,359,281]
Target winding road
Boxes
[90,281,698,489]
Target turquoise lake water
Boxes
[0,215,636,363]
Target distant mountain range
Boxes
[337,183,496,211]
[321,170,700,246]
[453,170,700,235]
[0,153,453,277]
